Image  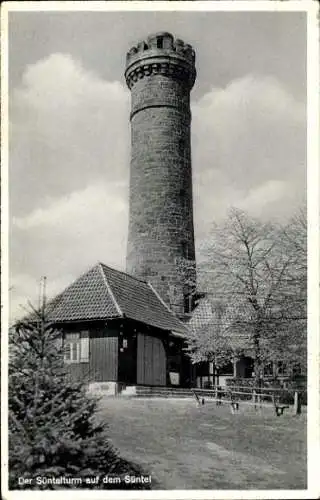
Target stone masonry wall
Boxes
[125,34,196,315]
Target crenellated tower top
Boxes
[125,32,196,90]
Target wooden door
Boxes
[137,333,166,386]
[118,333,137,384]
[91,336,118,381]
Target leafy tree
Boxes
[9,303,149,490]
[186,298,239,384]
[187,298,253,356]
[185,208,307,384]
[259,209,307,373]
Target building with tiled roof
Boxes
[46,263,193,393]
[187,297,255,387]
[188,297,254,354]
[46,263,188,336]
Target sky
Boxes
[8,8,307,321]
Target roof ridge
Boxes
[146,282,188,331]
[99,262,149,285]
[46,262,118,308]
[98,263,123,317]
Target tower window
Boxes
[157,38,163,49]
[181,241,190,259]
[179,188,188,212]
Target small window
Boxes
[277,361,289,377]
[157,38,163,49]
[263,362,274,377]
[181,241,190,259]
[80,334,89,362]
[64,331,89,363]
[292,364,302,376]
[219,362,234,376]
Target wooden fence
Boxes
[192,385,303,415]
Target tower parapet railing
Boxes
[125,32,196,90]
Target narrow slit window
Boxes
[181,241,190,259]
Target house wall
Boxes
[66,362,90,383]
[60,321,119,384]
[61,320,185,388]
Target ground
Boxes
[98,397,307,490]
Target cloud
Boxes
[191,74,306,239]
[13,182,126,231]
[236,179,301,218]
[11,180,128,275]
[10,53,130,216]
[10,181,128,320]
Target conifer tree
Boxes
[9,297,148,490]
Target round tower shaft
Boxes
[125,32,196,315]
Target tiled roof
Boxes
[188,296,254,354]
[46,265,119,322]
[46,263,188,336]
[188,297,214,332]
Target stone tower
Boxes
[125,32,196,316]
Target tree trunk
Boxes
[253,322,263,389]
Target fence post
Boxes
[252,389,256,409]
[257,391,261,407]
[293,391,302,415]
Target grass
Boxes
[98,397,307,490]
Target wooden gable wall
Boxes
[59,319,186,388]
[60,321,119,383]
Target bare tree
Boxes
[261,208,307,372]
[186,208,307,384]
